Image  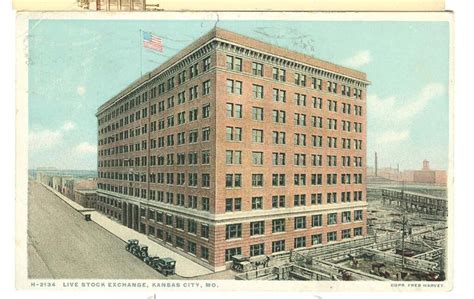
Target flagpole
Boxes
[139,29,143,77]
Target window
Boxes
[294,113,307,126]
[203,56,211,71]
[201,150,210,164]
[252,107,264,121]
[252,152,263,165]
[272,131,286,144]
[311,77,322,90]
[272,219,285,233]
[203,80,211,95]
[272,195,286,208]
[202,197,210,211]
[250,243,265,256]
[202,174,210,188]
[354,210,363,221]
[226,55,242,72]
[327,81,337,93]
[294,216,306,229]
[354,227,363,237]
[201,246,209,260]
[251,197,263,210]
[294,153,306,166]
[327,231,337,242]
[272,110,286,123]
[272,67,286,81]
[294,237,306,249]
[227,79,243,95]
[252,62,264,76]
[225,174,242,188]
[226,224,242,239]
[189,63,199,78]
[294,93,306,106]
[226,127,242,141]
[252,129,264,143]
[226,150,242,165]
[311,193,322,205]
[342,229,351,239]
[311,154,322,166]
[226,103,242,118]
[312,215,322,227]
[273,89,286,102]
[225,197,242,212]
[294,73,306,86]
[294,174,306,186]
[250,221,265,236]
[189,85,198,100]
[201,224,210,239]
[327,192,337,204]
[253,84,264,99]
[272,152,286,166]
[311,234,322,245]
[272,240,285,253]
[252,174,263,187]
[272,174,285,186]
[327,213,337,225]
[225,247,242,262]
[202,127,211,142]
[342,211,351,223]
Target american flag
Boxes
[143,31,163,52]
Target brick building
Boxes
[73,179,98,208]
[96,28,369,271]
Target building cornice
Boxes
[97,27,370,117]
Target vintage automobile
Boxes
[144,256,160,266]
[150,257,176,276]
[125,239,139,252]
[231,254,252,272]
[132,245,149,260]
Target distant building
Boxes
[73,179,98,209]
[367,160,447,186]
[412,160,447,185]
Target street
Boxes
[27,181,168,279]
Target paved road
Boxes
[27,181,170,279]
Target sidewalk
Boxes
[40,183,213,278]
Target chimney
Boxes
[375,152,378,177]
[422,160,430,171]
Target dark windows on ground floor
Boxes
[250,243,265,256]
[225,247,242,262]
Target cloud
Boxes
[29,121,76,152]
[29,129,63,151]
[75,142,97,154]
[76,85,86,96]
[368,83,445,125]
[342,50,371,68]
[376,130,410,145]
[62,121,76,131]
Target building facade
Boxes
[96,28,369,271]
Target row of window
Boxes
[224,227,364,261]
[98,55,213,126]
[224,173,363,188]
[225,212,363,240]
[224,192,364,212]
[99,101,211,140]
[225,55,364,99]
[226,151,363,167]
[225,128,364,148]
[226,103,363,127]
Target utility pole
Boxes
[400,215,407,268]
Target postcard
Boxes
[16,11,453,292]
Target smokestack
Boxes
[375,152,378,177]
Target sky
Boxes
[27,19,450,171]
